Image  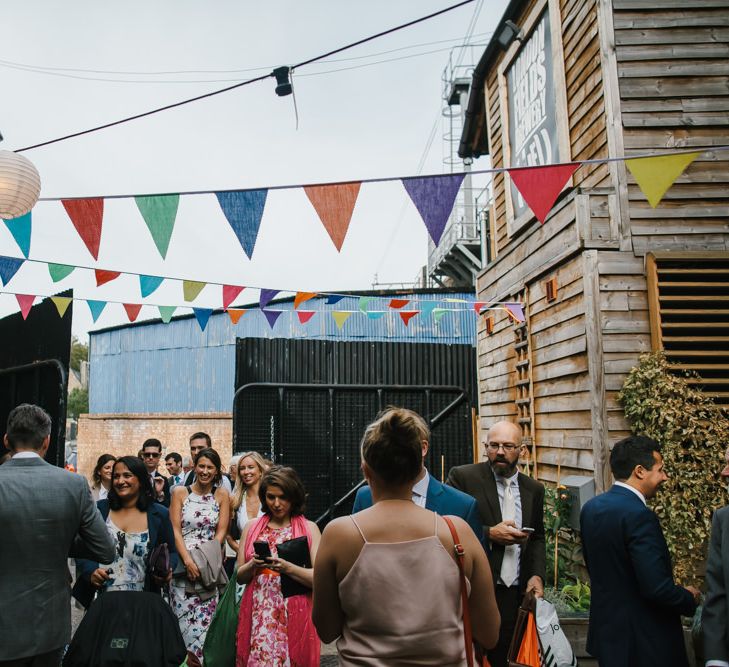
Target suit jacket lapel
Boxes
[482,463,503,524]
[519,473,533,530]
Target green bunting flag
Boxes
[135,194,180,259]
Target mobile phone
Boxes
[521,527,535,534]
[253,541,272,561]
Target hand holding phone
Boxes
[253,540,272,564]
[521,527,534,535]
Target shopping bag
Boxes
[202,576,240,667]
[535,598,577,667]
[507,591,540,667]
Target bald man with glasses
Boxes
[447,421,546,667]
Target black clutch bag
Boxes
[277,536,311,598]
[149,543,170,578]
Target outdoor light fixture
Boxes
[272,66,293,97]
[495,20,523,50]
[0,150,41,219]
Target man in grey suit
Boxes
[0,404,115,667]
[703,445,729,666]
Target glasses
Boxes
[142,452,160,458]
[486,443,519,453]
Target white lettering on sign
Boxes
[512,20,547,153]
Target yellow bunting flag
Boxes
[294,291,317,309]
[625,152,700,208]
[332,311,353,330]
[51,296,72,318]
[183,280,206,302]
[228,309,246,324]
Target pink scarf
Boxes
[235,514,320,667]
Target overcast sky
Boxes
[0,0,507,338]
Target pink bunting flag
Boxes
[123,303,142,322]
[508,163,579,224]
[304,182,361,251]
[62,198,104,259]
[297,311,315,324]
[223,285,244,310]
[95,269,121,287]
[389,299,410,309]
[399,311,419,326]
[16,294,34,320]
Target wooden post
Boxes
[554,454,562,588]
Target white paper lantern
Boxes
[0,150,41,219]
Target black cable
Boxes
[15,0,476,154]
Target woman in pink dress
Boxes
[235,466,321,667]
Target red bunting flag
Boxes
[123,303,142,322]
[16,294,34,320]
[222,285,244,310]
[508,163,579,224]
[62,198,104,259]
[297,311,315,324]
[304,182,361,251]
[228,309,246,324]
[95,269,121,287]
[389,299,410,309]
[473,301,488,314]
[294,292,318,309]
[399,311,419,326]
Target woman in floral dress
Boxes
[235,466,321,667]
[170,448,230,663]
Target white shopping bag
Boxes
[535,598,577,667]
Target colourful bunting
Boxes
[193,308,213,331]
[508,163,579,224]
[87,300,107,322]
[140,275,164,298]
[389,299,409,309]
[259,289,280,310]
[504,303,525,323]
[359,296,373,312]
[50,296,72,317]
[223,285,244,310]
[216,189,268,259]
[420,301,438,318]
[304,182,361,251]
[183,280,206,302]
[3,212,31,257]
[228,309,246,324]
[332,311,353,330]
[263,309,282,329]
[62,198,104,259]
[294,292,317,309]
[0,257,24,285]
[123,303,142,322]
[366,311,386,320]
[158,306,176,323]
[326,295,345,305]
[135,194,180,259]
[625,152,700,208]
[399,311,419,326]
[473,301,487,314]
[15,294,34,319]
[297,311,315,324]
[95,269,121,287]
[48,263,75,282]
[433,308,448,323]
[402,173,464,245]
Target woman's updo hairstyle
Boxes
[361,407,428,486]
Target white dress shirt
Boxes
[12,451,41,459]
[411,469,430,508]
[493,468,522,584]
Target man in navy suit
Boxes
[352,410,484,546]
[580,434,700,666]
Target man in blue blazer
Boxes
[580,435,700,666]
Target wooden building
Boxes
[460,0,729,489]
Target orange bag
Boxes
[514,610,540,667]
[507,591,541,667]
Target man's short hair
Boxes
[165,452,182,464]
[189,432,211,447]
[610,435,660,481]
[141,438,162,452]
[6,404,52,450]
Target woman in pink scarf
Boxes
[235,465,321,667]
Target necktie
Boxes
[500,478,518,587]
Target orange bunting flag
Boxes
[222,285,244,310]
[297,310,315,324]
[294,291,318,309]
[332,311,353,330]
[399,311,419,326]
[304,182,361,251]
[625,152,700,208]
[389,299,410,309]
[95,269,121,287]
[16,294,34,320]
[227,309,246,324]
[51,296,72,318]
[508,163,579,224]
[123,303,142,322]
[62,198,104,260]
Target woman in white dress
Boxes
[227,452,268,551]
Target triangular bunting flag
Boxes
[359,296,373,312]
[260,289,280,310]
[51,296,72,318]
[420,301,438,318]
[297,310,315,324]
[95,269,121,287]
[445,297,468,303]
[0,256,24,285]
[326,295,345,305]
[508,163,579,224]
[626,152,700,208]
[3,212,31,257]
[158,306,176,323]
[228,309,246,324]
[433,308,448,323]
[263,309,282,329]
[366,311,386,320]
[216,189,268,259]
[389,299,409,309]
[294,291,317,309]
[304,182,361,251]
[140,275,164,298]
[473,301,488,314]
[399,311,419,326]
[222,285,244,310]
[135,194,179,259]
[123,303,142,322]
[87,300,107,323]
[15,294,34,320]
[183,280,206,302]
[193,308,213,331]
[48,263,75,282]
[504,303,525,323]
[332,311,353,330]
[62,198,104,259]
[402,173,464,245]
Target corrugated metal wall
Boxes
[89,292,477,414]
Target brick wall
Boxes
[77,412,232,480]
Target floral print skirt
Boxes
[170,580,219,663]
